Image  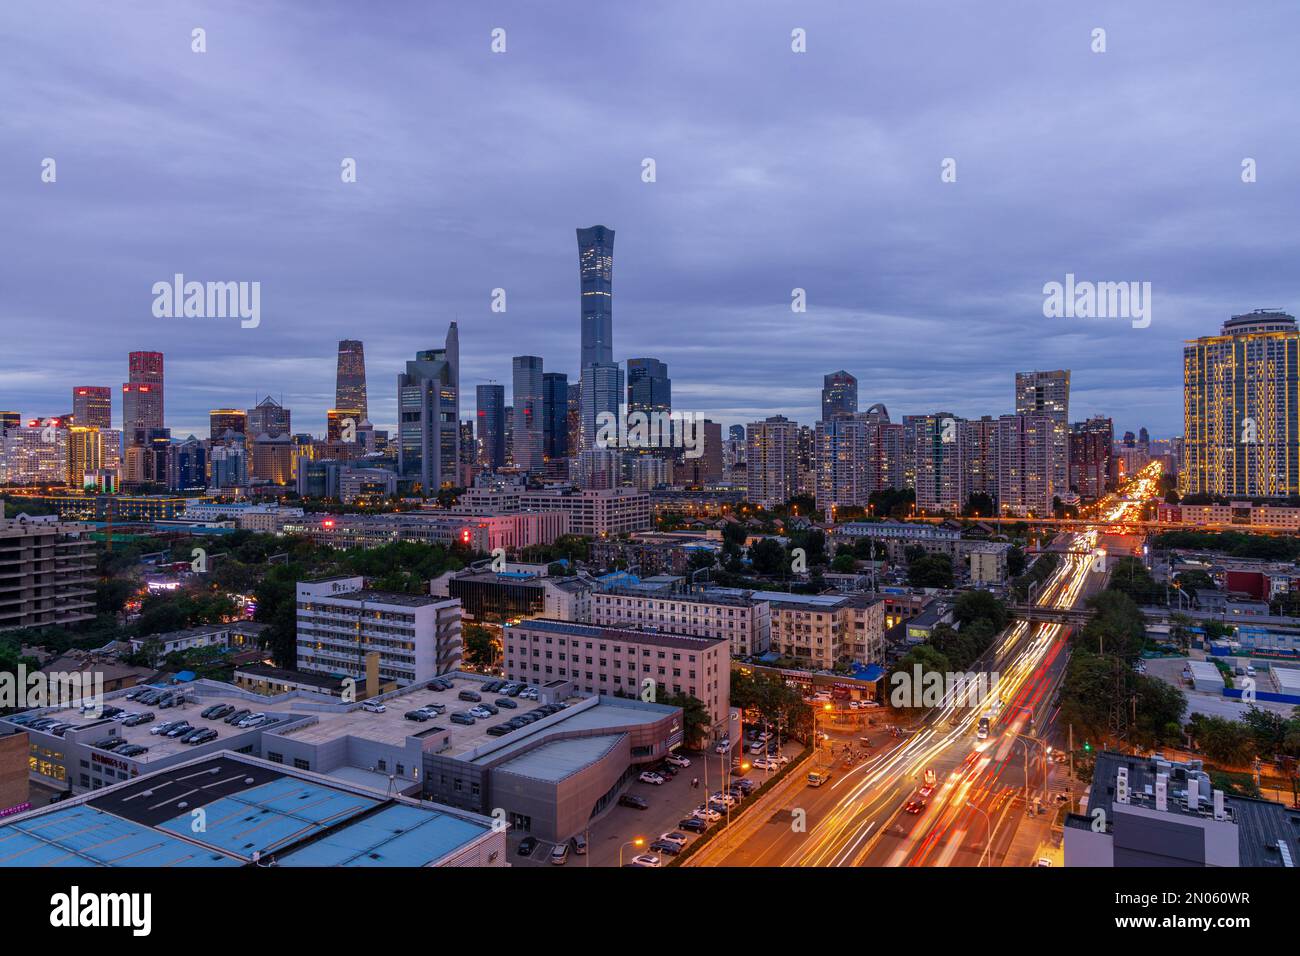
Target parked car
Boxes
[123,712,155,727]
[639,771,666,786]
[710,791,737,807]
[190,729,218,745]
[752,757,781,771]
[658,831,688,848]
[224,709,251,725]
[649,840,682,856]
[629,854,661,867]
[677,817,708,833]
[618,794,649,810]
[665,753,691,768]
[180,728,206,744]
[150,720,180,736]
[457,690,482,703]
[163,723,193,738]
[570,834,587,855]
[468,706,492,719]
[494,698,517,709]
[116,745,148,757]
[485,725,513,737]
[549,843,570,865]
[236,713,266,728]
[449,712,476,726]
[517,836,538,857]
[200,704,225,719]
[692,806,722,822]
[362,701,386,713]
[405,710,431,722]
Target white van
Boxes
[807,771,832,788]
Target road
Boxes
[693,464,1163,867]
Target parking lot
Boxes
[509,731,802,868]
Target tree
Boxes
[907,553,953,589]
[1006,545,1027,578]
[750,538,787,576]
[662,691,711,747]
[462,622,498,669]
[831,552,857,573]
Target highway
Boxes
[694,464,1163,867]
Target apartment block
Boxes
[591,587,771,657]
[0,518,95,632]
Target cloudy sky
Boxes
[2,1,1297,439]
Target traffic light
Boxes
[1083,742,1092,753]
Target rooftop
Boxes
[506,618,728,652]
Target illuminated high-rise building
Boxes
[72,387,112,430]
[335,339,368,422]
[476,383,506,471]
[997,413,1056,517]
[512,356,544,473]
[248,396,291,439]
[122,351,164,447]
[913,411,965,514]
[210,409,247,443]
[1015,369,1070,497]
[327,408,363,443]
[626,358,670,417]
[1182,310,1300,498]
[1070,416,1114,500]
[746,415,799,508]
[581,362,623,451]
[821,370,858,422]
[960,415,1000,507]
[578,225,614,371]
[398,322,460,493]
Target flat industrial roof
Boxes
[507,618,726,652]
[468,697,679,766]
[0,753,494,868]
[494,734,623,782]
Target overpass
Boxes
[1005,604,1093,625]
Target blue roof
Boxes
[276,804,489,866]
[0,804,237,868]
[174,670,197,682]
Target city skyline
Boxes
[6,3,1298,438]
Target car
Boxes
[639,771,666,786]
[209,705,235,721]
[692,806,722,822]
[749,741,766,755]
[91,736,121,749]
[549,843,570,865]
[180,728,206,744]
[494,698,517,709]
[190,729,218,745]
[768,752,790,765]
[756,731,773,742]
[468,706,491,719]
[733,779,757,795]
[714,739,732,755]
[807,771,832,787]
[618,794,649,810]
[426,679,449,691]
[677,817,708,833]
[423,702,447,715]
[649,840,682,856]
[752,757,781,771]
[904,799,926,815]
[362,701,386,713]
[200,704,225,719]
[711,792,737,807]
[116,745,148,757]
[478,702,499,715]
[861,700,880,708]
[918,785,934,798]
[570,834,587,855]
[665,753,691,768]
[224,709,251,725]
[449,712,476,726]
[652,763,678,777]
[658,831,688,848]
[164,723,193,738]
[404,709,431,722]
[517,836,538,857]
[629,854,661,867]
[237,713,266,728]
[156,694,177,709]
[485,725,512,737]
[1034,857,1053,868]
[150,720,180,736]
[506,684,524,697]
[125,688,145,701]
[457,690,482,703]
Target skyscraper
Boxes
[122,351,164,447]
[210,409,247,443]
[1070,416,1114,500]
[960,415,1000,508]
[248,396,291,438]
[476,383,506,471]
[542,372,569,466]
[914,412,965,514]
[581,362,624,451]
[626,358,671,417]
[397,323,460,493]
[1182,310,1300,498]
[821,370,858,422]
[335,340,368,421]
[72,387,111,430]
[512,356,544,473]
[1015,369,1070,499]
[578,225,615,371]
[997,413,1056,517]
[746,416,799,508]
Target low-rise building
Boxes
[430,569,592,623]
[502,618,730,728]
[296,576,462,686]
[591,586,771,657]
[518,487,651,537]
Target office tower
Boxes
[1183,310,1300,497]
[577,225,615,371]
[1122,430,1136,448]
[247,396,291,439]
[0,412,19,434]
[122,351,164,447]
[542,372,569,465]
[566,383,581,464]
[210,443,248,489]
[678,419,724,485]
[335,339,368,421]
[821,370,858,422]
[458,419,475,474]
[815,415,873,514]
[997,414,1056,517]
[1070,416,1114,500]
[581,362,624,450]
[1138,426,1150,452]
[166,437,207,491]
[72,387,111,430]
[476,384,506,471]
[251,434,296,485]
[0,427,66,485]
[512,356,544,473]
[746,416,799,508]
[209,409,247,443]
[626,358,671,417]
[913,412,965,514]
[729,425,745,442]
[1015,369,1070,497]
[65,427,102,487]
[397,323,460,493]
[961,415,1000,509]
[573,448,622,491]
[327,409,362,443]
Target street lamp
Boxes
[619,837,645,867]
[966,801,992,867]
